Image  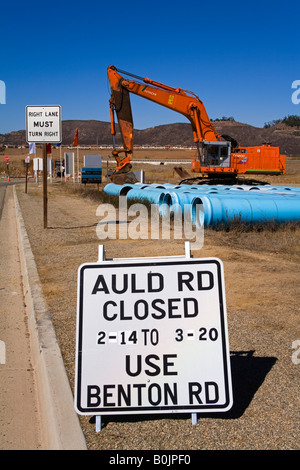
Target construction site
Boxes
[0,66,299,452]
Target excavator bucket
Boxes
[106,169,139,184]
[173,166,191,179]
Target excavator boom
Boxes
[108,65,221,148]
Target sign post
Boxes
[42,144,47,228]
[4,156,9,181]
[74,245,233,429]
[25,105,62,228]
[25,155,30,193]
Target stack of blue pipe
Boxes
[104,182,300,227]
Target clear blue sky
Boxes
[0,0,299,135]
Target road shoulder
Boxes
[13,185,87,450]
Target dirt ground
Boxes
[14,158,300,450]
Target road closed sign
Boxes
[74,257,233,416]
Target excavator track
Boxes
[179,176,270,186]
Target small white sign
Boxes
[64,152,74,175]
[75,257,233,416]
[26,105,62,143]
[33,157,43,171]
[84,154,102,168]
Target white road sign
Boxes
[74,257,233,415]
[26,105,62,143]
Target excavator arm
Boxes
[108,68,134,172]
[107,65,227,173]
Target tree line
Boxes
[264,115,300,128]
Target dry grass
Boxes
[62,179,300,262]
[208,221,300,259]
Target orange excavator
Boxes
[107,65,286,184]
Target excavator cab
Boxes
[191,140,232,175]
[200,141,231,167]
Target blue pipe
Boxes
[103,182,125,195]
[190,193,300,227]
[125,188,167,205]
[105,182,300,195]
[158,189,300,226]
[103,183,300,227]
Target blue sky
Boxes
[0,0,299,135]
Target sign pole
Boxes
[60,145,62,180]
[24,155,30,194]
[43,143,47,229]
[25,162,28,193]
[77,146,79,183]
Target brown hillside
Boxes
[0,120,299,156]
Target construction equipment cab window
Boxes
[201,142,231,168]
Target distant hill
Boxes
[0,119,299,156]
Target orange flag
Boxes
[73,128,79,147]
